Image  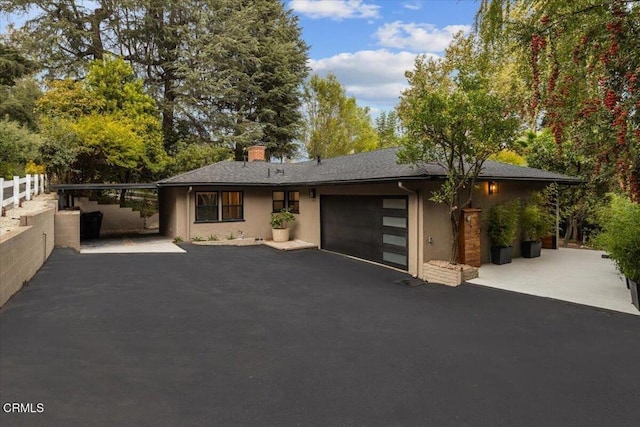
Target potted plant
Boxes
[593,195,640,311]
[270,209,296,242]
[520,193,554,258]
[486,201,519,265]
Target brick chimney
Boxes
[247,145,266,162]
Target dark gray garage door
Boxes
[320,195,408,270]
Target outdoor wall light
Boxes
[488,181,499,195]
[308,188,316,199]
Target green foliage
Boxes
[520,192,554,242]
[397,33,520,262]
[476,0,640,201]
[207,234,219,241]
[489,150,527,166]
[4,1,309,158]
[270,209,296,229]
[37,57,169,183]
[487,201,520,247]
[302,73,379,159]
[0,77,42,130]
[169,142,232,175]
[593,195,640,281]
[191,236,204,242]
[0,42,38,87]
[375,110,403,148]
[0,119,42,178]
[173,236,184,243]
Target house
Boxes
[157,146,580,277]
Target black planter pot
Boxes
[629,278,639,311]
[491,246,513,265]
[521,241,542,258]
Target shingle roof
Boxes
[157,147,581,187]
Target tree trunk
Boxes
[450,210,460,264]
[563,215,574,247]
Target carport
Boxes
[52,183,160,240]
[469,247,638,315]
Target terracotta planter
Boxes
[272,228,290,242]
[490,246,513,265]
[521,241,542,258]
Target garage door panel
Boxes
[321,195,408,270]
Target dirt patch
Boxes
[1,193,57,236]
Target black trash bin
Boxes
[80,211,103,240]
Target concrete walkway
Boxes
[263,239,318,251]
[80,234,185,254]
[469,247,638,315]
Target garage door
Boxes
[320,195,408,270]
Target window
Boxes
[195,192,218,222]
[288,191,300,213]
[273,191,286,213]
[272,190,300,213]
[222,191,243,220]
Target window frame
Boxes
[221,191,244,221]
[287,190,300,214]
[272,190,300,214]
[272,191,286,213]
[195,191,219,222]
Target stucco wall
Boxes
[0,208,55,307]
[420,181,551,265]
[54,210,80,251]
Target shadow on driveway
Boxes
[1,246,639,426]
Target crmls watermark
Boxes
[2,402,45,414]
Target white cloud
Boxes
[289,0,380,20]
[308,49,438,107]
[402,2,422,10]
[375,21,471,52]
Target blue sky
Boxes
[1,0,480,115]
[288,0,480,114]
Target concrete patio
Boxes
[469,247,638,315]
[80,234,185,254]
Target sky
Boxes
[288,0,480,115]
[1,0,481,116]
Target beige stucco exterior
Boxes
[159,179,552,277]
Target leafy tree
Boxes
[2,0,309,159]
[375,110,403,148]
[169,142,232,175]
[488,150,527,166]
[302,73,379,159]
[525,128,609,245]
[476,0,640,202]
[397,34,520,263]
[0,42,38,86]
[0,42,41,129]
[0,119,42,178]
[37,57,168,183]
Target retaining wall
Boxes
[0,208,55,306]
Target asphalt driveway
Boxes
[1,246,639,426]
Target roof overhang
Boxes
[51,183,158,191]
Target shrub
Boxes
[270,209,296,229]
[592,195,640,281]
[520,192,554,242]
[487,201,519,247]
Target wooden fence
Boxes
[1,174,47,213]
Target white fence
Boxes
[1,174,47,212]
